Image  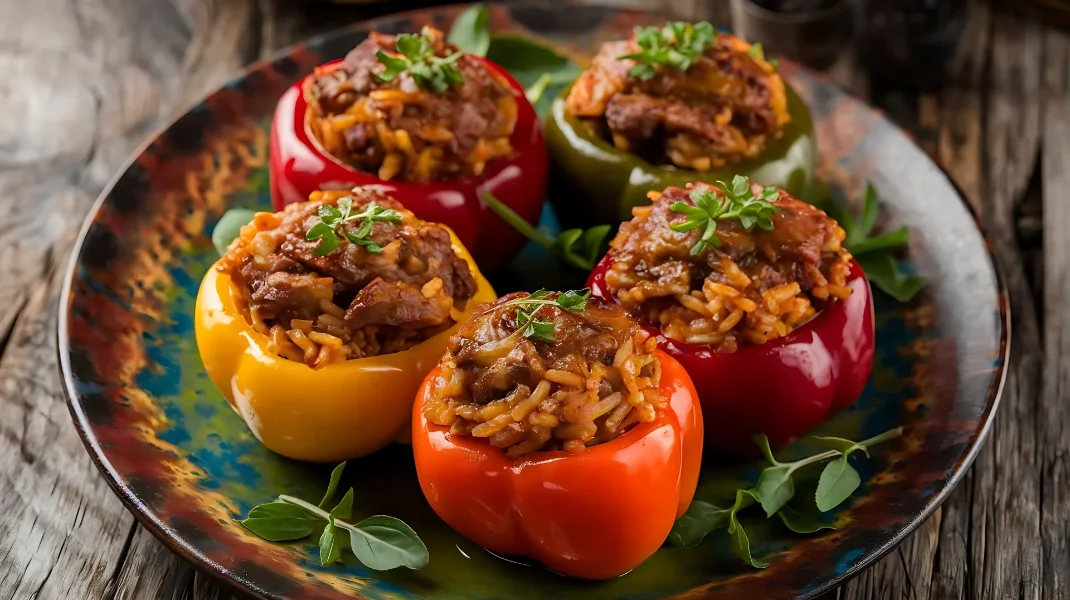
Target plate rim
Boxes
[55,3,1012,599]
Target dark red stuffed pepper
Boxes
[588,177,874,455]
[270,26,548,271]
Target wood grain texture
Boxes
[0,1,1065,599]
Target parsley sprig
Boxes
[619,21,717,81]
[377,32,465,94]
[669,175,780,256]
[305,197,403,256]
[668,428,903,567]
[239,462,429,570]
[481,191,611,271]
[502,289,590,343]
[825,184,926,302]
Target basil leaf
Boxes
[319,462,347,509]
[582,225,612,264]
[776,505,836,534]
[815,456,861,512]
[667,500,731,548]
[240,502,319,542]
[754,465,795,517]
[848,226,910,255]
[212,208,256,256]
[857,252,926,303]
[729,521,768,569]
[330,488,354,520]
[319,522,344,565]
[859,183,880,237]
[485,34,581,118]
[447,4,490,57]
[753,434,780,465]
[525,73,553,105]
[348,515,430,570]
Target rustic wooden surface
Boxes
[0,0,1064,599]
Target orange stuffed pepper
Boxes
[412,290,703,579]
[195,187,495,462]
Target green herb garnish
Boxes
[826,184,926,302]
[240,462,429,570]
[305,197,403,256]
[666,427,902,567]
[746,43,779,70]
[481,191,611,271]
[376,32,465,94]
[669,175,780,256]
[446,4,490,57]
[503,288,591,342]
[212,208,257,256]
[619,21,717,81]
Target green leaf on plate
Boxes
[856,252,927,303]
[811,435,870,458]
[485,34,581,118]
[728,490,767,568]
[447,4,491,57]
[329,488,354,521]
[348,515,430,570]
[754,465,795,517]
[815,456,861,512]
[212,208,256,256]
[319,462,347,509]
[667,500,731,548]
[319,521,344,566]
[240,501,320,542]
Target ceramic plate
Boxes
[59,3,1009,599]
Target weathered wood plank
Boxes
[1040,25,1070,600]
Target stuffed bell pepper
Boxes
[270,26,548,271]
[588,177,874,455]
[195,187,495,462]
[413,291,703,579]
[545,22,815,228]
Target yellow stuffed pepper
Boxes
[195,187,495,462]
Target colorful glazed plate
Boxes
[59,3,1009,599]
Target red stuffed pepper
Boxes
[412,291,703,580]
[270,26,548,271]
[588,177,874,455]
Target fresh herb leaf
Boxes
[727,490,767,568]
[815,456,861,512]
[525,72,553,105]
[619,21,717,80]
[747,43,765,60]
[506,289,590,342]
[667,500,731,548]
[348,515,430,570]
[319,461,347,508]
[810,435,870,458]
[828,183,926,302]
[376,32,466,94]
[240,502,320,542]
[306,198,402,256]
[484,34,581,118]
[669,175,779,255]
[754,465,795,517]
[239,463,428,571]
[212,208,257,256]
[447,4,490,57]
[319,522,344,565]
[776,505,836,534]
[482,191,611,270]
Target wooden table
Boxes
[0,0,1065,598]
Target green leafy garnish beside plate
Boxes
[482,191,611,271]
[667,428,902,568]
[240,463,429,570]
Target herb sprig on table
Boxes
[669,175,780,255]
[306,198,403,256]
[503,289,591,343]
[619,21,718,81]
[667,428,903,567]
[377,32,465,93]
[825,184,926,302]
[482,191,611,271]
[239,462,429,570]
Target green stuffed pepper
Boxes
[545,23,815,228]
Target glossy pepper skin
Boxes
[588,257,874,456]
[412,350,703,580]
[194,227,496,463]
[269,58,548,272]
[544,85,815,229]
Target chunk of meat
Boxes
[345,278,453,329]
